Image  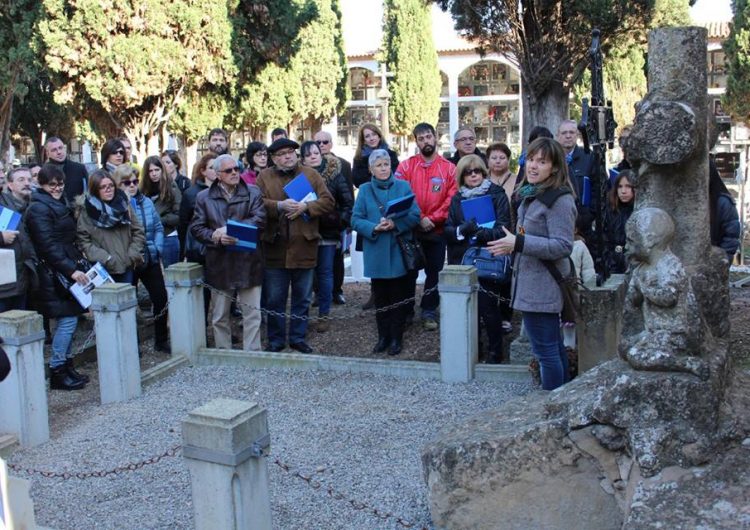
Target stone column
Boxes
[165,263,206,361]
[578,275,627,373]
[91,284,141,404]
[182,399,272,530]
[0,311,48,447]
[439,266,478,383]
[349,232,367,282]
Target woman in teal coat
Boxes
[352,149,421,356]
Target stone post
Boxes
[182,399,272,530]
[349,232,367,282]
[578,275,627,373]
[0,249,16,286]
[0,311,48,447]
[91,283,141,404]
[439,266,478,383]
[165,263,206,361]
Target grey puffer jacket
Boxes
[511,186,576,314]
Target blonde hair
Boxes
[455,154,488,187]
[111,164,137,186]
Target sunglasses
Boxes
[114,149,125,155]
[121,178,139,186]
[219,166,240,175]
[463,168,485,177]
[316,140,331,145]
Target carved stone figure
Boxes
[620,208,709,380]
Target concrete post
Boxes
[0,249,16,286]
[439,265,478,383]
[0,311,48,447]
[165,263,206,361]
[349,232,367,282]
[182,399,272,530]
[578,275,627,373]
[91,283,141,404]
[1,457,38,529]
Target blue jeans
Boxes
[522,311,569,390]
[111,270,134,284]
[263,268,314,347]
[50,316,79,368]
[161,235,180,268]
[315,245,336,315]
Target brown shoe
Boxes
[316,318,330,333]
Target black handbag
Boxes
[461,246,512,284]
[542,257,581,322]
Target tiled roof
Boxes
[702,21,732,39]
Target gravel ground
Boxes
[8,366,533,529]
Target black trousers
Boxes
[133,262,169,344]
[372,275,411,342]
[478,279,505,358]
[405,237,446,318]
[333,247,345,295]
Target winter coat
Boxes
[174,173,191,194]
[240,169,258,187]
[179,180,208,262]
[713,193,741,261]
[571,239,596,285]
[256,164,335,269]
[511,187,576,314]
[604,201,633,274]
[352,148,400,188]
[394,153,457,237]
[25,190,86,317]
[316,154,354,241]
[58,158,90,202]
[131,192,164,265]
[76,193,146,276]
[566,145,598,238]
[444,183,512,265]
[0,192,36,299]
[151,180,182,233]
[448,148,487,166]
[190,180,266,290]
[351,175,421,279]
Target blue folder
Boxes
[581,176,591,207]
[384,193,415,217]
[284,173,317,203]
[226,220,258,253]
[460,195,495,228]
[0,204,21,231]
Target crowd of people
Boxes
[0,118,741,392]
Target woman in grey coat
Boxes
[488,137,576,390]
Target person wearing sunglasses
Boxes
[139,155,182,267]
[77,169,145,285]
[26,165,92,390]
[100,138,127,173]
[190,154,267,351]
[113,164,171,353]
[444,155,511,364]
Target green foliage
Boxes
[724,0,750,120]
[170,90,229,144]
[383,0,442,135]
[232,0,348,131]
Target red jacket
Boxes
[395,154,456,233]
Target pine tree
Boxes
[382,0,442,136]
[724,0,750,120]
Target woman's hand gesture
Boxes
[486,226,516,256]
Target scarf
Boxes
[85,189,132,229]
[459,178,492,199]
[517,183,543,200]
[361,142,389,159]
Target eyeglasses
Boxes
[114,150,125,155]
[121,178,139,186]
[463,168,485,177]
[254,152,268,158]
[47,181,65,189]
[218,166,240,175]
[457,136,476,143]
[316,140,331,145]
[99,183,115,191]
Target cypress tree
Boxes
[724,0,750,120]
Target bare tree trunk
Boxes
[185,140,198,178]
[521,78,570,148]
[0,75,17,165]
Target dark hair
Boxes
[37,163,65,186]
[44,136,65,147]
[412,122,436,139]
[271,127,287,139]
[28,163,41,170]
[709,158,732,245]
[161,150,182,172]
[208,128,228,141]
[608,170,636,212]
[299,141,321,165]
[87,169,116,199]
[522,138,574,193]
[355,123,385,160]
[191,152,218,184]
[528,126,554,144]
[100,139,125,167]
[245,142,268,170]
[486,142,511,160]
[139,155,175,204]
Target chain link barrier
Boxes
[201,281,438,323]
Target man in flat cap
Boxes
[256,138,335,353]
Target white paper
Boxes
[69,262,114,309]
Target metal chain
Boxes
[69,327,97,359]
[475,284,512,304]
[270,457,426,530]
[7,445,182,480]
[201,281,438,322]
[138,291,175,326]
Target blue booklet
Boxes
[384,193,415,217]
[460,195,495,228]
[226,219,258,253]
[581,176,591,207]
[284,173,317,203]
[0,204,21,231]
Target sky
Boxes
[690,0,733,22]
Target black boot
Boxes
[388,337,402,356]
[373,336,390,353]
[373,311,390,353]
[486,342,509,365]
[66,359,90,383]
[50,365,86,390]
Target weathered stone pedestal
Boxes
[91,284,141,404]
[165,263,206,362]
[0,249,16,286]
[439,266,478,383]
[578,274,627,373]
[182,399,272,530]
[0,311,48,447]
